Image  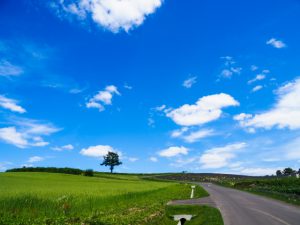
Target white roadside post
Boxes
[190,185,196,199]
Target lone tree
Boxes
[100,151,122,173]
[276,170,282,177]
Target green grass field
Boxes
[0,172,222,225]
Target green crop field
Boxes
[0,172,222,225]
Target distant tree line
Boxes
[276,167,300,177]
[6,167,94,176]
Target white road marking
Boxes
[249,208,291,225]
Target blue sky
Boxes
[1,0,300,175]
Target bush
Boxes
[84,169,94,177]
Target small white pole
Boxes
[190,185,195,199]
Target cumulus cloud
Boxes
[28,156,44,163]
[183,76,197,88]
[166,93,239,126]
[266,38,286,49]
[86,85,120,112]
[0,60,23,77]
[0,119,60,148]
[199,142,246,169]
[52,144,74,151]
[0,95,26,113]
[236,78,300,130]
[53,0,163,33]
[158,146,189,158]
[80,145,120,158]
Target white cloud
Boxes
[0,60,23,77]
[80,145,119,158]
[0,95,26,113]
[16,119,60,135]
[171,127,189,138]
[166,93,239,126]
[183,129,214,143]
[266,38,286,49]
[171,127,214,143]
[0,127,29,148]
[277,137,300,160]
[148,117,155,127]
[155,104,166,112]
[0,119,60,148]
[220,56,242,78]
[0,162,12,171]
[220,69,233,78]
[158,146,188,158]
[28,156,44,163]
[86,85,120,112]
[55,0,163,33]
[251,65,258,71]
[128,157,138,162]
[69,88,85,94]
[183,76,197,88]
[239,167,279,176]
[252,85,263,92]
[86,101,104,111]
[52,144,74,151]
[149,156,158,162]
[170,157,197,168]
[248,74,266,84]
[124,83,133,90]
[237,78,300,130]
[233,113,252,121]
[199,142,246,169]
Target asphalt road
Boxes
[199,183,300,225]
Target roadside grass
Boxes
[0,172,216,225]
[151,205,223,225]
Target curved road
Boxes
[199,183,300,225]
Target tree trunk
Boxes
[110,166,113,173]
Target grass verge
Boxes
[151,205,223,225]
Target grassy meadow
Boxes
[0,172,222,225]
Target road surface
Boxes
[199,183,300,225]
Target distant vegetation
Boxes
[6,167,84,175]
[276,167,300,177]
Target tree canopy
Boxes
[100,151,122,173]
